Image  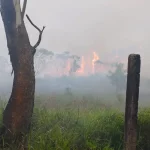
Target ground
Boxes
[0,94,150,150]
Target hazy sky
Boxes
[0,0,150,75]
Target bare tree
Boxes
[0,0,45,149]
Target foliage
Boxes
[30,107,150,150]
[69,57,80,76]
[56,51,81,76]
[107,62,126,93]
[0,97,150,150]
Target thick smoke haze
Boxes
[0,1,150,53]
[0,0,150,100]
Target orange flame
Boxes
[92,52,99,74]
[43,51,121,77]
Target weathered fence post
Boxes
[124,54,141,150]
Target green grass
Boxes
[0,95,150,150]
[27,107,150,150]
[29,102,150,150]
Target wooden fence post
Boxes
[124,54,141,150]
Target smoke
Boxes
[1,1,150,61]
[1,0,150,101]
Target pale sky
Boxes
[1,0,150,75]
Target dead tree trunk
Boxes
[0,0,45,148]
[124,54,141,150]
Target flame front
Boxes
[41,51,123,77]
[92,52,99,74]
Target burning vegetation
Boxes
[34,49,125,78]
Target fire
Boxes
[92,52,99,74]
[42,51,120,77]
[77,56,85,75]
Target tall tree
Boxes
[107,62,126,102]
[107,62,126,93]
[69,55,80,76]
[0,0,45,148]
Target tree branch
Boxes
[26,14,45,55]
[22,0,27,19]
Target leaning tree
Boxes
[0,0,45,148]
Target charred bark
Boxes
[0,0,44,149]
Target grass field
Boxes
[0,94,150,150]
